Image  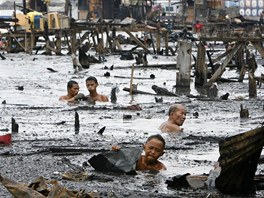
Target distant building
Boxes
[78,0,121,19]
[237,0,263,19]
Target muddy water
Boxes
[0,46,264,197]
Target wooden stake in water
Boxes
[11,117,19,133]
[130,64,135,95]
[74,111,79,134]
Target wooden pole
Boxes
[149,32,156,54]
[164,30,169,56]
[238,64,247,82]
[235,45,244,71]
[195,42,206,86]
[30,26,35,55]
[130,64,135,95]
[246,50,257,98]
[156,29,161,54]
[55,30,62,55]
[176,40,192,88]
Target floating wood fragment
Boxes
[114,75,153,80]
[74,111,79,134]
[215,126,264,195]
[123,87,155,95]
[11,117,18,133]
[152,85,178,96]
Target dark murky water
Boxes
[0,43,264,197]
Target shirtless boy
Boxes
[59,80,81,102]
[85,76,108,102]
[112,134,166,171]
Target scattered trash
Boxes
[0,133,11,145]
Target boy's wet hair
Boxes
[146,134,165,147]
[67,80,78,89]
[86,76,98,84]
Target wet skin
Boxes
[136,138,166,171]
[59,83,79,102]
[86,80,108,102]
[159,105,186,133]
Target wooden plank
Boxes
[215,126,264,195]
[123,27,150,53]
[218,126,264,148]
[209,48,233,65]
[123,87,156,95]
[114,75,153,80]
[205,43,243,88]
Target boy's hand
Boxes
[74,93,86,101]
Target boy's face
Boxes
[86,80,98,92]
[68,84,79,96]
[143,138,164,164]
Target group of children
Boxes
[59,77,186,172]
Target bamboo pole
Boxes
[130,64,135,95]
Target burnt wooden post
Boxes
[6,35,11,52]
[129,64,135,95]
[44,21,51,55]
[11,117,19,133]
[176,40,192,88]
[238,64,247,82]
[156,25,161,54]
[30,26,35,55]
[164,30,169,56]
[248,70,257,98]
[246,50,257,98]
[105,27,113,52]
[235,45,244,71]
[195,42,206,86]
[70,29,77,55]
[74,111,79,134]
[215,126,264,195]
[55,30,62,55]
[149,32,156,54]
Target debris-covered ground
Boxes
[0,42,264,197]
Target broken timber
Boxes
[123,87,156,95]
[215,126,264,195]
[204,43,244,88]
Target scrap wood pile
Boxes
[0,173,114,198]
[215,126,264,195]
